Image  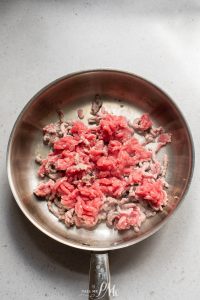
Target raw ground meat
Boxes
[132,113,153,131]
[34,98,172,231]
[156,133,172,152]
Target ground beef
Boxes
[77,108,84,119]
[90,94,103,115]
[132,113,153,132]
[156,133,172,152]
[34,101,171,231]
[135,179,167,209]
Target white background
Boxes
[0,1,199,299]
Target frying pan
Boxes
[7,70,194,299]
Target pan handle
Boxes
[89,252,110,300]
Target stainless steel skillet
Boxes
[7,70,194,299]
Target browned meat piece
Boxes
[57,110,64,123]
[143,126,164,145]
[90,94,102,115]
[77,108,84,119]
[64,208,75,227]
[150,126,164,138]
[88,116,101,125]
[35,154,43,165]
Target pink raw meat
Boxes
[34,106,171,231]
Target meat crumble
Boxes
[34,98,171,231]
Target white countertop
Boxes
[0,1,199,299]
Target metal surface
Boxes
[89,253,110,300]
[7,69,194,252]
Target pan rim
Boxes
[6,68,195,251]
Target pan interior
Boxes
[7,70,193,250]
